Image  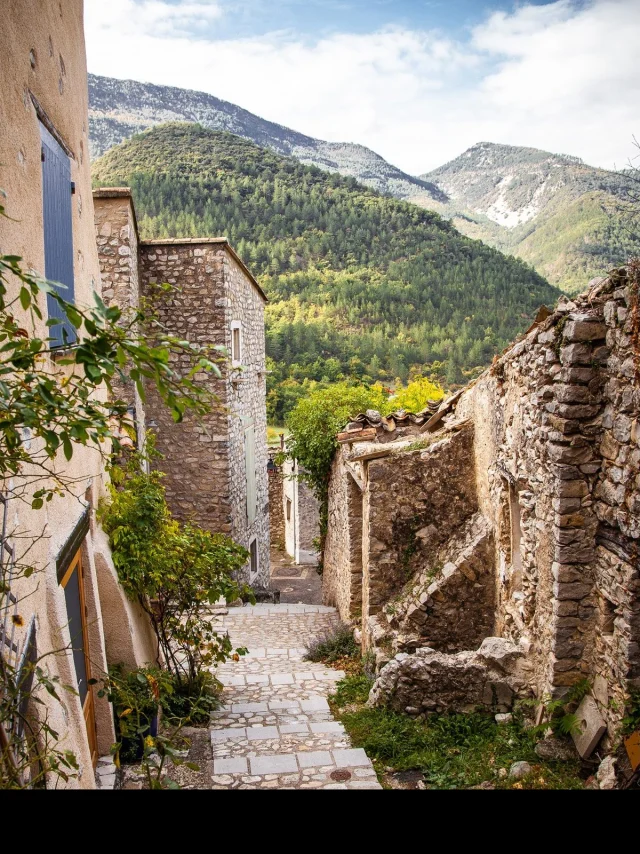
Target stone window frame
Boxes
[230,320,243,368]
[249,537,259,580]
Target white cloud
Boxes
[84,0,640,173]
[87,0,223,38]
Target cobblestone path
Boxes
[208,604,382,790]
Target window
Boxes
[40,121,76,347]
[601,596,616,636]
[508,483,523,591]
[59,548,98,767]
[286,498,292,522]
[231,320,242,366]
[249,538,259,579]
[245,423,256,524]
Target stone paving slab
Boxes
[208,605,381,790]
[219,670,344,688]
[222,604,337,616]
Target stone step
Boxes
[211,745,381,789]
[211,720,350,757]
[217,668,344,687]
[215,604,338,617]
[211,694,337,728]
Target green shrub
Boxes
[160,671,221,726]
[286,382,388,497]
[99,443,251,690]
[304,624,360,663]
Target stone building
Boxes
[0,0,156,786]
[324,272,639,743]
[282,459,321,566]
[93,190,270,587]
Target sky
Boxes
[84,0,640,175]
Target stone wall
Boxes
[268,459,285,549]
[372,512,495,657]
[94,201,271,590]
[140,241,232,532]
[93,190,146,445]
[223,250,270,586]
[590,269,640,731]
[327,270,639,737]
[323,453,364,621]
[363,424,477,639]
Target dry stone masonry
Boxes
[324,269,640,750]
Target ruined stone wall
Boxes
[590,271,640,729]
[366,272,639,734]
[362,425,478,647]
[455,298,611,698]
[224,251,270,587]
[323,454,364,622]
[376,512,496,656]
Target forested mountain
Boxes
[89,77,638,295]
[88,74,443,207]
[423,142,640,293]
[92,123,559,421]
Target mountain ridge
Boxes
[422,141,638,292]
[88,73,445,206]
[88,75,639,294]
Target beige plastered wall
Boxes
[0,0,155,788]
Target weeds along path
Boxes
[207,604,382,790]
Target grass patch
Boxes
[330,673,584,790]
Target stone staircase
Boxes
[208,604,382,790]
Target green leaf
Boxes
[19,286,31,310]
[62,434,73,461]
[65,304,83,329]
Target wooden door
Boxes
[60,550,98,768]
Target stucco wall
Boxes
[1,1,118,787]
[282,459,320,566]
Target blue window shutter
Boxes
[39,122,76,347]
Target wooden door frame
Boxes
[60,549,98,768]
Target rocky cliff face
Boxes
[88,74,445,205]
[423,142,638,292]
[424,142,593,229]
